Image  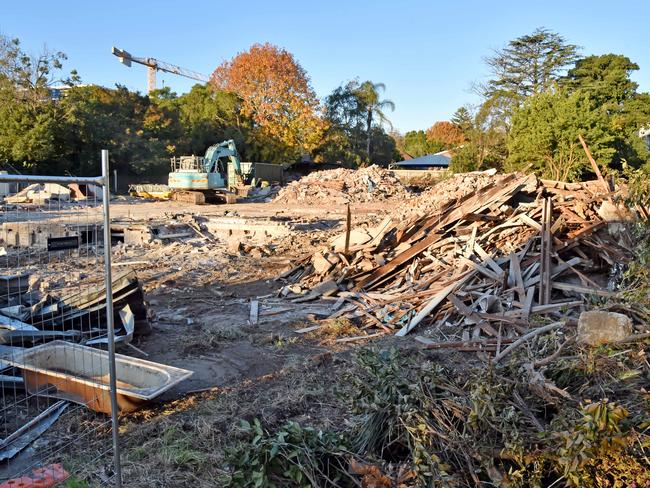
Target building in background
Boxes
[390,150,452,170]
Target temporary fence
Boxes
[0,151,122,487]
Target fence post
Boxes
[101,150,123,487]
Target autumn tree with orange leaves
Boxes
[211,43,327,162]
[425,121,465,149]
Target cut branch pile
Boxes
[281,172,640,341]
[273,165,411,204]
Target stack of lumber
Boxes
[274,165,411,204]
[281,172,638,340]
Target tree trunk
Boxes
[366,108,373,162]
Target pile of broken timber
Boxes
[281,172,638,341]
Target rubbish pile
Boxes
[273,165,411,205]
[280,172,643,342]
[0,269,150,347]
[3,182,101,205]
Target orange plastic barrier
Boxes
[0,464,69,488]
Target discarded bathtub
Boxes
[4,341,193,414]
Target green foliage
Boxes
[621,223,650,304]
[483,27,579,120]
[506,87,617,180]
[448,103,507,173]
[563,54,639,108]
[402,130,443,158]
[227,419,351,487]
[225,335,650,487]
[349,349,462,485]
[321,79,398,166]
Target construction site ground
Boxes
[3,168,649,487]
[13,197,413,486]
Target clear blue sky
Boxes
[2,0,649,132]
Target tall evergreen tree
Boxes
[483,28,579,119]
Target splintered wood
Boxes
[280,172,638,343]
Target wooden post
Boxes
[578,134,611,193]
[344,203,351,254]
[539,197,553,305]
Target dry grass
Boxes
[308,318,361,343]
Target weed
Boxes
[309,318,360,342]
[158,426,207,468]
[63,478,89,488]
[227,419,353,487]
[182,325,244,355]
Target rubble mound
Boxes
[394,169,511,218]
[273,165,411,204]
[281,172,641,340]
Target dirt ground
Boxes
[3,185,648,487]
[1,195,412,485]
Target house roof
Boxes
[392,152,451,168]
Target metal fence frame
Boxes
[0,150,122,487]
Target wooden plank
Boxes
[344,203,351,254]
[551,282,615,297]
[519,214,542,231]
[524,257,582,287]
[459,256,499,280]
[522,286,535,320]
[294,325,323,334]
[474,243,504,278]
[249,300,259,325]
[538,197,553,305]
[508,252,526,302]
[416,336,516,350]
[335,332,385,343]
[396,272,474,336]
[354,232,443,290]
[578,135,612,194]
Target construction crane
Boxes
[111,46,209,94]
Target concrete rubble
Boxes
[273,165,412,204]
[577,310,633,346]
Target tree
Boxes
[451,107,473,135]
[403,130,430,158]
[506,87,616,181]
[0,35,73,171]
[211,43,326,162]
[425,121,465,148]
[0,35,79,100]
[562,53,650,169]
[448,104,507,173]
[321,80,397,165]
[355,81,395,161]
[482,28,579,120]
[563,54,639,108]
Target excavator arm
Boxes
[203,140,245,185]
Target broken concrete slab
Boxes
[204,217,291,243]
[312,252,334,275]
[577,310,633,346]
[331,228,372,251]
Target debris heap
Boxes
[281,172,641,341]
[273,165,411,205]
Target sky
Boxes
[2,0,649,132]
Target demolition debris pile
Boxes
[282,172,643,343]
[273,165,411,204]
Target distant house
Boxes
[390,150,451,170]
[639,127,650,149]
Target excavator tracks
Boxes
[172,191,206,205]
